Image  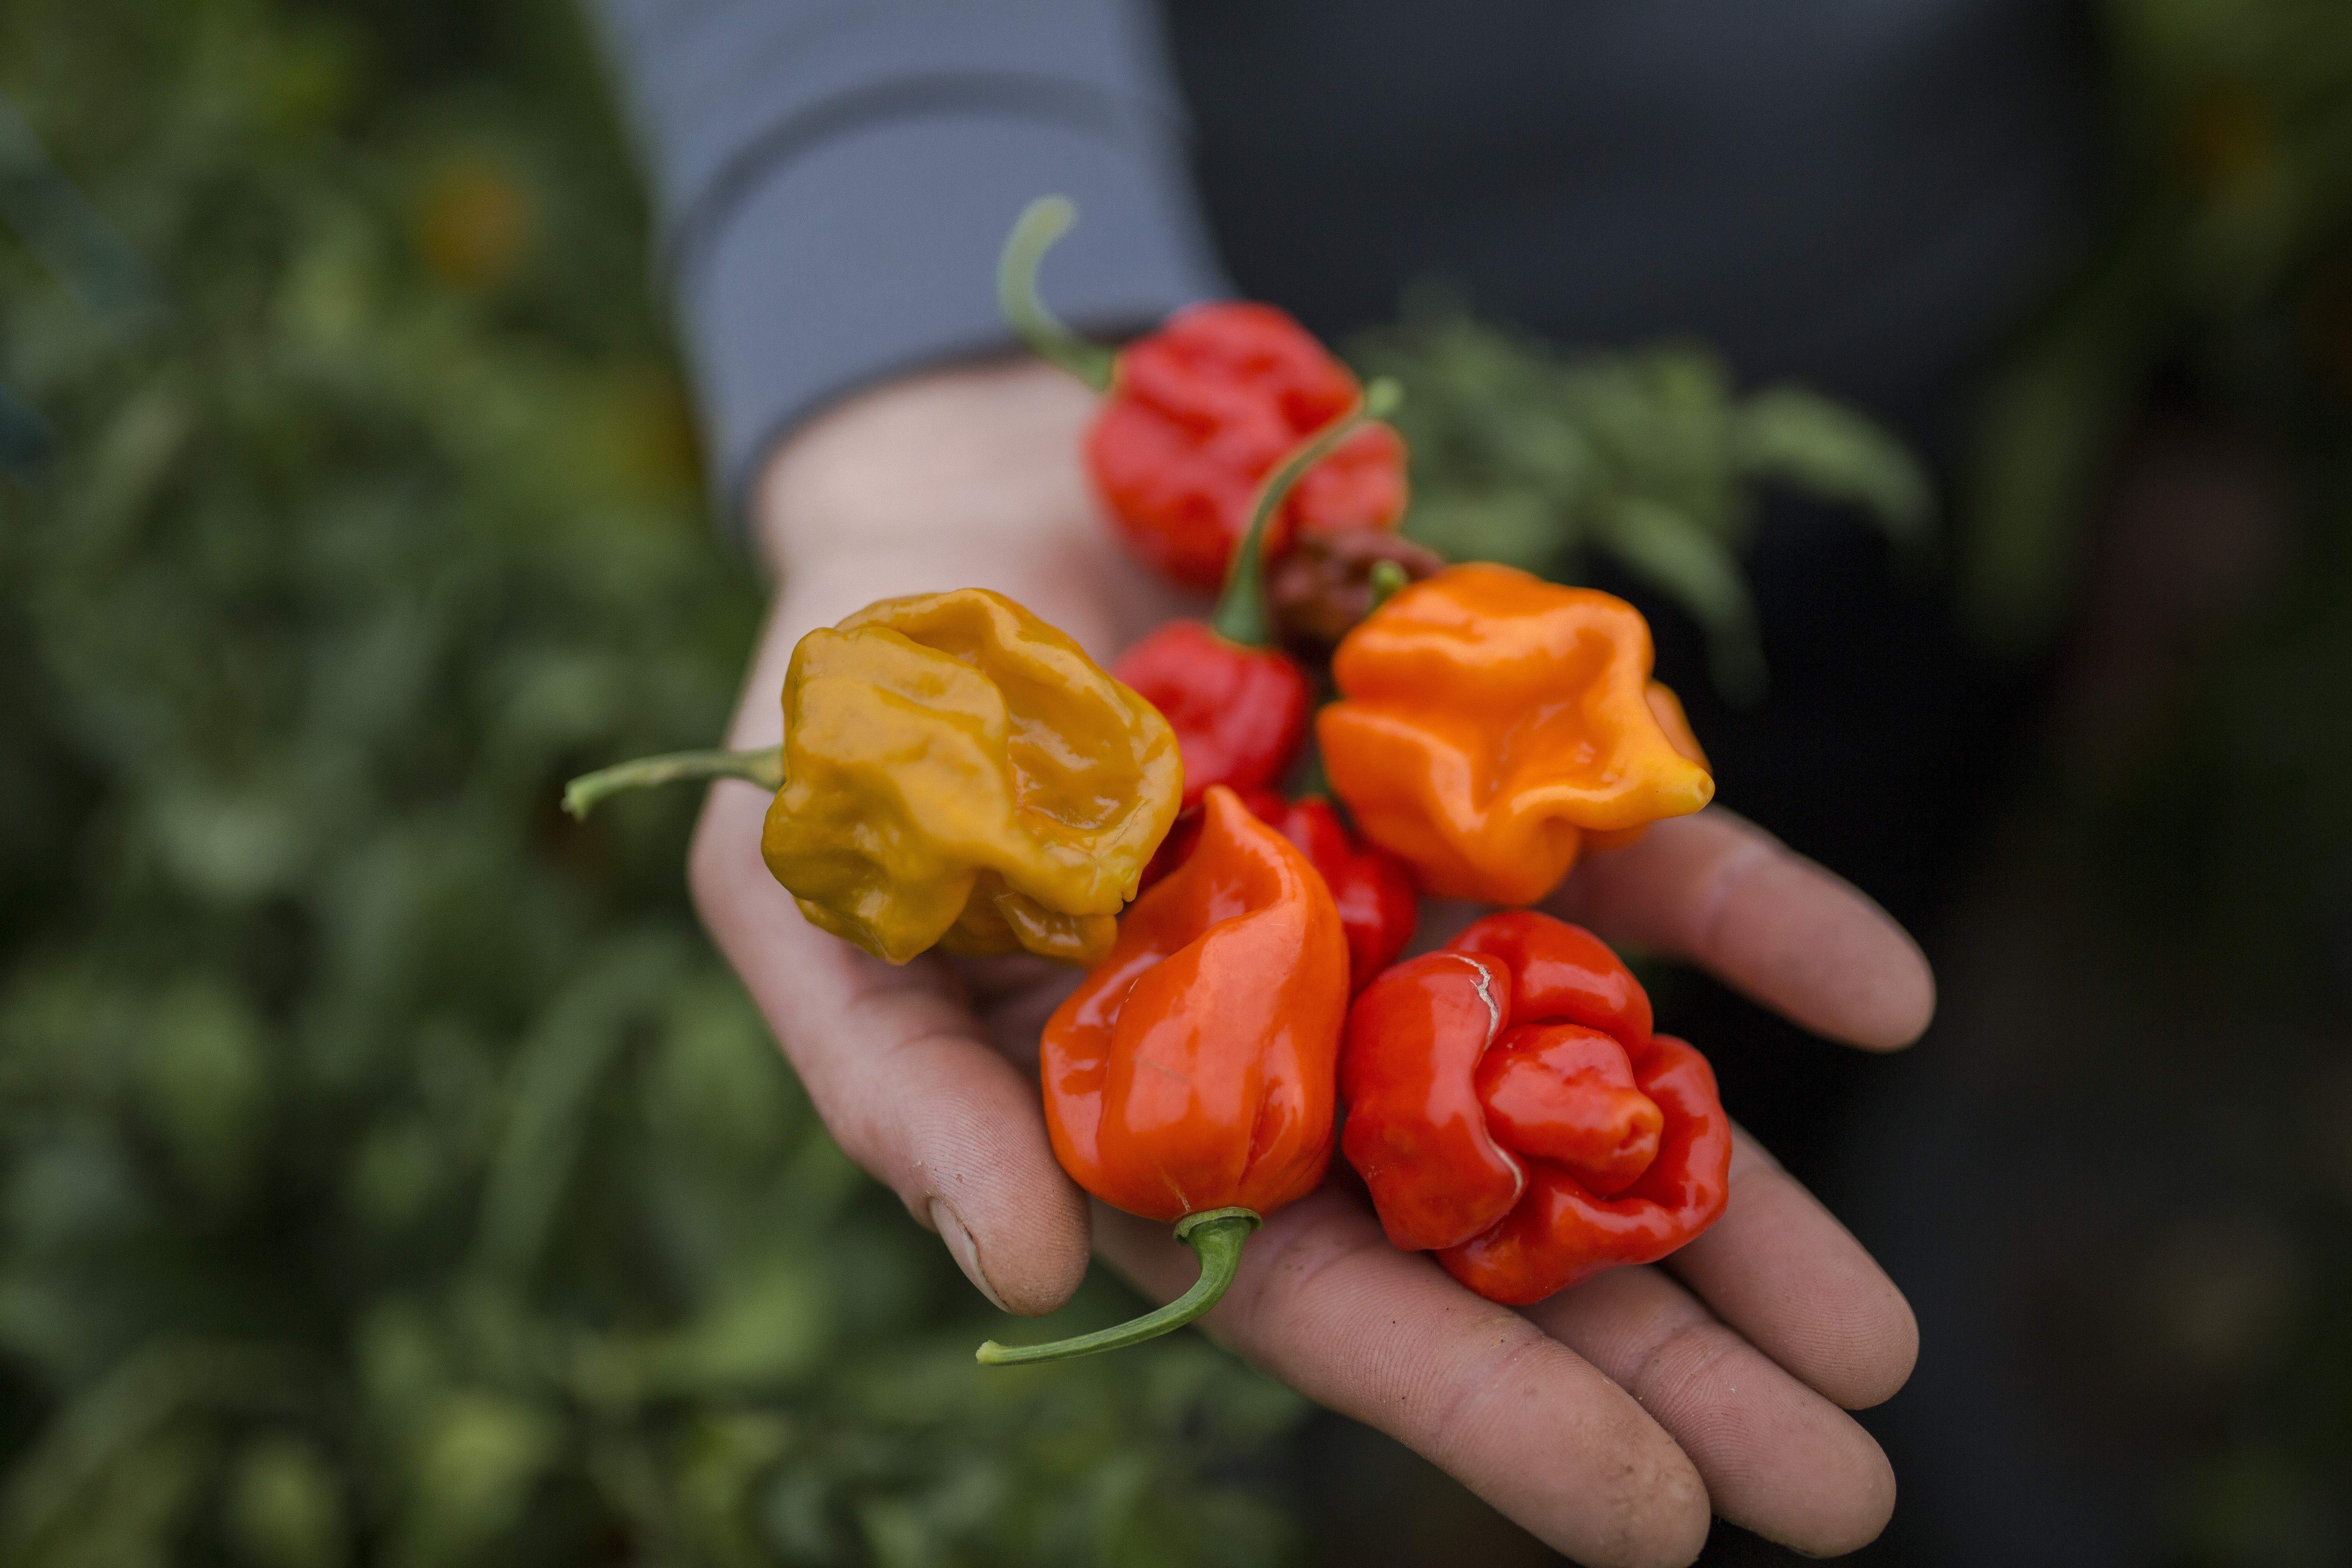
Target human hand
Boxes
[689,361,1932,1567]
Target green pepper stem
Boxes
[1209,378,1402,650]
[561,745,783,820]
[975,1207,1261,1366]
[997,196,1117,392]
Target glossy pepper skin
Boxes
[998,199,1407,592]
[1040,785,1350,1221]
[1261,795,1419,993]
[1142,788,1417,994]
[1340,911,1732,1306]
[761,588,1180,966]
[1117,375,1401,907]
[1091,302,1409,590]
[1318,563,1715,906]
[1111,620,1310,809]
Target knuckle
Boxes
[1226,1195,1391,1343]
[1425,1325,1554,1444]
[1629,1316,1744,1421]
[1428,1328,1710,1568]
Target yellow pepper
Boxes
[1316,564,1713,906]
[565,588,1180,967]
[767,588,1178,964]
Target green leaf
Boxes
[649,1258,831,1395]
[0,1341,307,1564]
[136,978,270,1204]
[393,1392,564,1568]
[1595,496,1766,701]
[224,1436,347,1568]
[1561,345,1739,539]
[469,936,691,1288]
[1400,487,1572,574]
[1728,387,1936,543]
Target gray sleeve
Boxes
[586,0,1231,536]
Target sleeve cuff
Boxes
[670,109,1230,545]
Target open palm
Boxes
[689,363,1929,1568]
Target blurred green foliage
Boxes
[1964,0,2352,646]
[1958,2,2352,1559]
[1986,0,2352,973]
[0,2,1303,1564]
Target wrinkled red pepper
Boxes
[1339,911,1731,1305]
[1001,197,1407,590]
[1091,304,1408,589]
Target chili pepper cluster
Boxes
[567,195,1746,1366]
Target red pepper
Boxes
[1099,374,1417,991]
[1090,304,1409,589]
[1112,621,1308,811]
[1001,198,1408,590]
[1131,788,1269,894]
[1143,788,1418,994]
[1339,911,1731,1305]
[978,786,1350,1364]
[1258,795,1418,993]
[1111,373,1400,862]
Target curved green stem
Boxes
[1210,376,1402,649]
[1367,558,1410,609]
[562,746,782,820]
[975,1207,1260,1366]
[997,196,1116,392]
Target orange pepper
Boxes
[978,785,1349,1364]
[1316,564,1715,905]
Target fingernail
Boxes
[929,1199,1010,1313]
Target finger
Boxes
[688,776,1090,1316]
[1664,1128,1919,1410]
[1551,808,1935,1050]
[1527,1267,1897,1557]
[954,953,1085,1074]
[678,544,1136,1319]
[1095,1189,1713,1568]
